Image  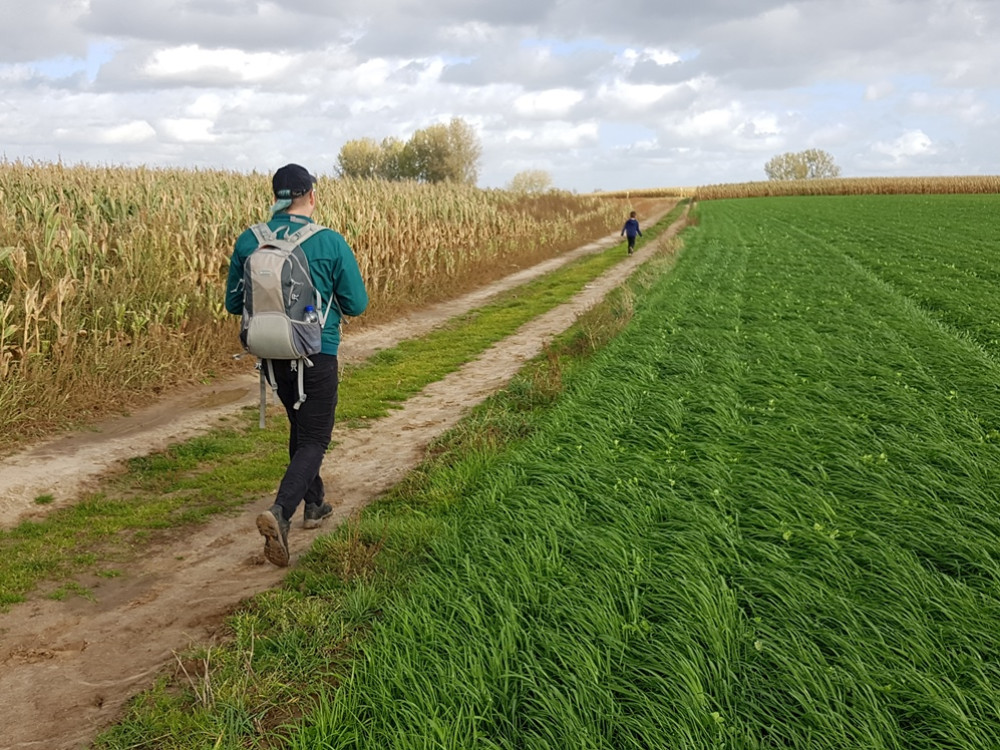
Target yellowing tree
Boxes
[335,137,383,179]
[378,136,410,181]
[507,169,553,194]
[406,118,481,185]
[335,118,481,185]
[765,149,842,180]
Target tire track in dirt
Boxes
[0,206,686,750]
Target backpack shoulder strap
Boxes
[284,223,335,323]
[285,222,327,246]
[250,223,276,245]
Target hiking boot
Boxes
[303,501,334,529]
[256,505,290,567]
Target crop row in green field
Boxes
[764,194,1000,353]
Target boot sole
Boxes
[256,512,290,567]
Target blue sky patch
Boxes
[29,42,117,82]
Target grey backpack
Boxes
[240,221,329,421]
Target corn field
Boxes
[0,161,626,447]
[694,175,1000,200]
[595,187,697,199]
[600,175,1000,201]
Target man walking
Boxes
[226,164,369,567]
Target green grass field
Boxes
[100,194,1000,748]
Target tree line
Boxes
[336,117,482,185]
[337,117,844,189]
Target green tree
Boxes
[377,136,412,180]
[442,117,481,185]
[336,138,383,179]
[405,118,481,185]
[507,169,553,194]
[404,124,449,183]
[764,149,842,180]
[336,117,482,184]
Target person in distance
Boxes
[621,210,643,255]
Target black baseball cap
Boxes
[271,163,317,198]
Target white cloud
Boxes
[513,88,585,118]
[673,107,737,139]
[872,129,935,162]
[103,121,155,145]
[144,45,294,83]
[620,47,681,67]
[865,81,894,101]
[160,118,216,143]
[595,80,688,116]
[907,90,986,124]
[0,64,36,85]
[439,21,499,47]
[809,122,852,148]
[746,114,779,137]
[186,94,224,119]
[52,119,157,145]
[503,121,598,150]
[643,48,681,66]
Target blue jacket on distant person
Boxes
[621,212,642,254]
[621,215,642,238]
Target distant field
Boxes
[263,194,1000,748]
[599,175,1000,201]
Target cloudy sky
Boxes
[2,0,997,191]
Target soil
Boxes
[0,203,684,750]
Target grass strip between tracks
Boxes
[0,202,687,610]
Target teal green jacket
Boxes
[226,213,369,355]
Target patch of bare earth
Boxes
[0,205,684,750]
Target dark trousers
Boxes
[626,235,637,250]
[270,353,339,521]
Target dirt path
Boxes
[0,205,685,750]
